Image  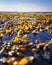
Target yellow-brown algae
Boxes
[37,43,45,50]
[35,40,39,44]
[23,34,28,38]
[6,29,12,37]
[44,26,51,31]
[32,30,38,36]
[27,56,34,62]
[43,43,49,50]
[13,36,22,44]
[18,29,23,35]
[31,48,37,52]
[27,42,33,47]
[18,57,29,65]
[19,46,26,52]
[8,50,15,56]
[2,58,8,63]
[9,57,17,62]
[29,24,33,30]
[0,47,5,54]
[7,59,13,65]
[47,30,52,34]
[0,32,3,39]
[39,28,44,32]
[43,51,50,60]
[13,60,18,65]
[16,52,23,57]
[22,35,30,43]
[15,27,19,32]
[11,45,19,51]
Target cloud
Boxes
[0,4,52,12]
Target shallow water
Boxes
[0,30,52,65]
[0,12,52,65]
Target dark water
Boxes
[28,31,52,43]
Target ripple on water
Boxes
[2,33,17,42]
[28,31,52,43]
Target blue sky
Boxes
[0,0,52,12]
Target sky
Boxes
[0,0,52,12]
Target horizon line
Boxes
[0,11,52,13]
